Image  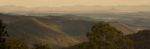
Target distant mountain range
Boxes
[0,13,144,48]
[1,5,150,15]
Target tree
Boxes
[79,22,134,49]
[0,20,8,49]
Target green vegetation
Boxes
[32,43,51,49]
[0,20,52,49]
[0,20,29,49]
[4,37,29,49]
[79,22,134,49]
[0,19,135,49]
[0,20,9,49]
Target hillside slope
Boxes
[0,13,142,48]
[128,30,150,49]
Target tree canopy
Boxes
[79,22,134,49]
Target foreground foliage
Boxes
[0,20,9,49]
[79,22,134,49]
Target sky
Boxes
[0,0,150,7]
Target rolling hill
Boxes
[128,30,150,49]
[0,13,142,48]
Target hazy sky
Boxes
[0,0,150,7]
